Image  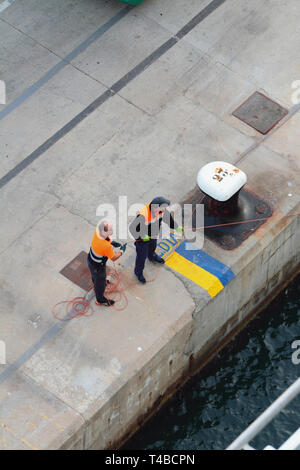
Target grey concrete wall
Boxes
[86,311,193,450]
[186,210,300,364]
[62,211,299,450]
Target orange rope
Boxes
[52,260,163,321]
[52,264,128,320]
[52,287,94,321]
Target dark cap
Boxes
[150,196,170,208]
[149,197,171,216]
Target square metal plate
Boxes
[232,91,288,134]
[60,251,92,291]
[182,188,272,250]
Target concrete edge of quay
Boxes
[58,206,300,450]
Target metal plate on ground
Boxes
[60,251,92,291]
[182,188,272,250]
[232,91,288,134]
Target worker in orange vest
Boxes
[87,221,125,306]
[129,197,183,283]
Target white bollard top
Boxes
[197,161,247,202]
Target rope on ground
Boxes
[52,263,129,320]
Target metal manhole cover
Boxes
[60,251,92,291]
[232,91,288,134]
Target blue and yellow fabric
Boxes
[156,236,234,298]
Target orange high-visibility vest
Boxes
[89,230,114,264]
[139,203,163,224]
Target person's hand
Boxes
[120,244,127,253]
[142,235,151,242]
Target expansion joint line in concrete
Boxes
[0,361,88,449]
[0,0,227,190]
[234,101,300,165]
[0,5,134,122]
[0,202,57,258]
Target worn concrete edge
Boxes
[2,207,298,450]
[60,307,195,450]
[114,212,300,449]
[89,311,194,450]
[2,214,298,450]
[189,260,300,376]
[115,208,300,448]
[0,367,87,450]
[60,207,300,449]
[190,211,300,337]
[184,205,300,346]
[0,306,194,450]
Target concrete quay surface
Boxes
[0,0,299,450]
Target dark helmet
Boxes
[149,196,171,214]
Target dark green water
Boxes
[124,274,300,450]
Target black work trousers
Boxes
[134,238,157,276]
[87,255,106,303]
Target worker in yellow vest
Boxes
[88,221,125,306]
[129,197,183,283]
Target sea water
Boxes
[124,274,300,450]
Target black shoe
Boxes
[149,254,165,264]
[95,297,115,307]
[135,272,146,284]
